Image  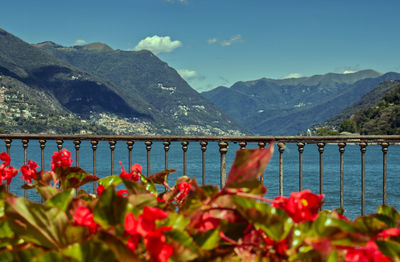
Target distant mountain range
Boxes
[0,28,247,135]
[202,70,400,135]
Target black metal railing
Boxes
[1,134,400,216]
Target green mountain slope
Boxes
[311,80,400,131]
[351,82,400,135]
[202,70,400,135]
[0,28,247,135]
[36,40,247,135]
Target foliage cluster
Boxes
[1,144,400,261]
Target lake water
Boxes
[3,140,400,220]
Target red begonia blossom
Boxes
[0,152,18,185]
[117,189,128,197]
[124,207,173,262]
[176,180,193,201]
[273,189,323,223]
[51,149,73,171]
[194,213,220,233]
[20,160,38,183]
[345,240,389,262]
[73,206,98,234]
[96,184,105,196]
[376,228,400,239]
[119,162,141,181]
[264,236,289,257]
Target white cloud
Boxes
[133,35,182,54]
[343,70,355,74]
[207,38,217,44]
[177,69,197,80]
[73,39,87,46]
[283,73,302,79]
[207,34,243,47]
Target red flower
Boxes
[264,237,289,257]
[96,184,105,196]
[176,180,193,201]
[117,189,128,197]
[20,160,38,183]
[51,149,73,171]
[124,207,173,262]
[194,213,220,233]
[273,190,323,223]
[0,152,18,185]
[73,206,98,234]
[119,162,141,182]
[376,228,400,239]
[345,240,389,262]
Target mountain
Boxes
[202,70,400,135]
[311,80,400,132]
[35,39,247,136]
[351,81,400,134]
[0,28,246,135]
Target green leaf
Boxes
[5,197,68,249]
[98,231,141,262]
[193,228,220,250]
[376,205,400,228]
[225,145,274,190]
[233,196,292,241]
[62,241,117,262]
[138,174,157,196]
[0,220,14,239]
[122,178,147,195]
[98,176,123,188]
[93,186,128,229]
[376,239,400,257]
[354,215,388,236]
[127,193,157,210]
[165,213,190,230]
[46,189,75,212]
[148,169,177,185]
[31,251,77,262]
[167,229,198,252]
[37,186,59,202]
[327,250,338,262]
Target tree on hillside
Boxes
[339,119,357,133]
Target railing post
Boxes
[145,141,152,176]
[109,140,116,176]
[22,139,29,199]
[127,141,134,172]
[200,141,208,185]
[5,139,12,192]
[278,142,286,196]
[56,139,63,151]
[163,141,170,170]
[381,142,389,205]
[297,142,305,191]
[74,139,81,167]
[359,142,367,216]
[239,141,247,150]
[39,140,46,171]
[218,141,228,188]
[317,143,325,196]
[91,140,98,194]
[338,142,346,210]
[258,142,266,183]
[181,141,189,177]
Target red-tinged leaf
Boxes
[5,197,68,249]
[60,172,99,190]
[225,143,274,189]
[35,171,56,187]
[148,169,177,185]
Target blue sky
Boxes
[2,0,400,91]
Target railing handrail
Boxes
[2,134,400,143]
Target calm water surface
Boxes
[3,140,400,220]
